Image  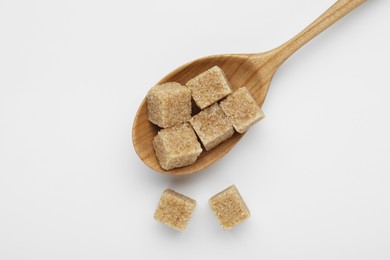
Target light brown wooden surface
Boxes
[132,0,366,176]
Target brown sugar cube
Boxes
[220,87,265,133]
[153,123,202,170]
[147,82,191,128]
[154,189,196,232]
[209,185,250,230]
[186,66,232,109]
[189,104,234,151]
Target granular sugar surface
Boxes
[189,104,233,151]
[186,66,232,109]
[209,185,250,230]
[153,123,202,170]
[147,82,191,128]
[220,87,264,133]
[154,189,196,231]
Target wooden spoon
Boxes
[132,0,366,175]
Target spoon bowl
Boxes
[133,53,275,175]
[132,0,366,175]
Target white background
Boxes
[1,0,389,259]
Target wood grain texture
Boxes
[132,0,366,175]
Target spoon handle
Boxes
[260,0,366,68]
